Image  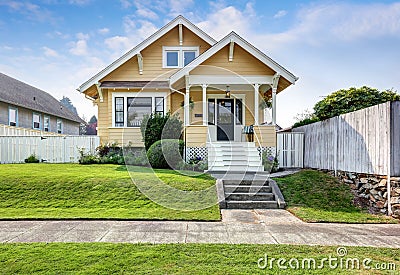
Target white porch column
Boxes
[202,84,207,125]
[184,87,190,126]
[272,88,277,125]
[254,84,260,126]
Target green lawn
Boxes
[274,170,398,223]
[0,243,398,274]
[0,164,219,220]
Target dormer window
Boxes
[163,46,199,68]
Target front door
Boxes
[217,99,234,141]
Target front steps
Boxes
[207,142,263,172]
[216,175,286,209]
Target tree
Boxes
[88,115,97,124]
[293,86,400,127]
[293,109,319,128]
[314,86,399,120]
[60,96,78,115]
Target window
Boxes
[155,97,164,115]
[208,99,215,125]
[163,46,199,68]
[235,99,243,125]
[57,119,63,134]
[166,51,179,67]
[33,113,41,129]
[44,116,50,132]
[127,97,152,127]
[115,97,124,127]
[9,107,17,127]
[183,51,196,66]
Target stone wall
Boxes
[322,170,400,218]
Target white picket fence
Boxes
[277,132,304,168]
[0,124,62,136]
[0,136,100,164]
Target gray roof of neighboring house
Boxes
[0,72,82,123]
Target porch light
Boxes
[225,85,231,98]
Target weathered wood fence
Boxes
[0,136,100,164]
[292,101,400,176]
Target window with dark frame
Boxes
[127,97,152,127]
[208,99,215,125]
[115,97,124,127]
[235,99,243,125]
[155,97,164,115]
[9,107,17,127]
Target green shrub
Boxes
[177,155,208,172]
[24,154,39,163]
[124,149,149,166]
[140,112,183,151]
[262,151,279,173]
[147,139,184,169]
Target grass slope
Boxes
[0,164,219,220]
[0,243,398,274]
[274,170,397,223]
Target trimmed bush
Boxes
[24,154,40,163]
[140,112,183,151]
[147,139,184,169]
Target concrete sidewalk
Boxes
[0,210,399,248]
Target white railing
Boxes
[0,135,100,164]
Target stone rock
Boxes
[378,179,387,187]
[356,181,363,189]
[343,179,353,184]
[360,178,369,184]
[370,189,379,196]
[370,195,377,202]
[376,201,385,208]
[390,197,400,204]
[394,188,400,194]
[348,173,357,180]
[390,177,400,182]
[380,209,387,214]
[370,177,380,183]
[363,183,374,189]
[349,184,357,190]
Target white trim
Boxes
[137,52,143,75]
[162,46,199,68]
[32,112,41,130]
[8,106,18,127]
[78,15,216,94]
[170,32,298,85]
[229,40,234,62]
[56,118,63,134]
[43,115,50,132]
[254,84,260,126]
[187,75,273,86]
[111,91,167,128]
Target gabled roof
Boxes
[0,72,83,123]
[170,31,299,85]
[78,15,217,93]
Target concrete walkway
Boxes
[1,210,399,248]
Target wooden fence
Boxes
[0,136,100,164]
[293,101,400,176]
[0,124,62,136]
[277,132,304,168]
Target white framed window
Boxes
[162,46,199,68]
[57,119,63,134]
[33,113,41,130]
[8,106,18,127]
[112,92,167,128]
[44,116,50,132]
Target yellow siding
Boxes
[254,126,276,147]
[101,26,212,82]
[170,92,184,120]
[185,126,207,147]
[191,44,276,76]
[97,89,110,144]
[107,128,144,147]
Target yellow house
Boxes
[78,16,298,172]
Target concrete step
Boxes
[225,200,279,209]
[209,166,264,172]
[225,192,275,201]
[223,180,269,186]
[224,185,272,193]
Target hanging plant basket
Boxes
[181,97,195,110]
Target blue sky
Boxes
[1,0,399,127]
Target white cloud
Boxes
[69,40,88,56]
[97,28,110,35]
[0,1,55,23]
[136,7,159,20]
[42,46,59,58]
[76,32,90,40]
[120,0,132,9]
[68,0,91,5]
[273,10,287,19]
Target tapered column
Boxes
[185,88,190,126]
[202,84,207,125]
[254,84,260,126]
[272,88,277,125]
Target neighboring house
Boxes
[78,16,298,171]
[0,72,82,135]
